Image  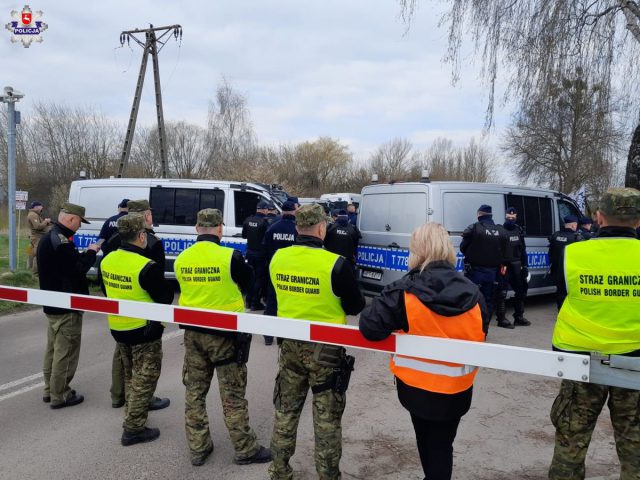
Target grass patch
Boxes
[0,234,39,314]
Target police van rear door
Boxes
[357,183,429,295]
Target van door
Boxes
[358,185,428,294]
[227,188,273,252]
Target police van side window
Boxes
[150,187,174,224]
[150,187,225,225]
[558,200,580,227]
[234,191,263,227]
[505,194,553,236]
[200,189,225,212]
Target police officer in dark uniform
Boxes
[323,209,361,267]
[242,201,270,311]
[496,207,530,328]
[460,204,503,329]
[548,215,583,309]
[262,200,298,345]
[97,198,129,246]
[579,216,594,239]
[347,204,358,226]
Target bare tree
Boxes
[399,0,640,188]
[205,78,257,177]
[421,137,496,182]
[502,72,624,195]
[165,121,208,178]
[368,138,419,182]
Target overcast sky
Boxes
[1,0,510,163]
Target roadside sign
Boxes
[15,190,28,202]
[16,200,26,210]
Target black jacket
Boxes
[242,213,269,255]
[324,218,361,263]
[548,228,582,276]
[180,234,254,336]
[103,243,173,345]
[269,235,365,316]
[37,223,97,315]
[359,261,486,421]
[460,216,504,268]
[263,214,297,262]
[501,221,527,265]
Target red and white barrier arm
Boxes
[0,286,591,383]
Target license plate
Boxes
[362,270,382,281]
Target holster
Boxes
[234,333,252,365]
[311,352,356,395]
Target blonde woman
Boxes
[359,222,487,480]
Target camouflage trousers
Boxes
[269,340,347,480]
[182,330,259,461]
[118,339,162,433]
[549,379,640,480]
[43,312,83,404]
[110,344,125,404]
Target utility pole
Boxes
[117,24,182,179]
[0,86,24,272]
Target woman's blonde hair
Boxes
[408,222,456,271]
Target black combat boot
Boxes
[121,427,160,446]
[513,299,530,326]
[234,446,273,465]
[495,298,514,329]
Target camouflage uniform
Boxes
[549,188,640,480]
[183,330,259,460]
[27,207,51,273]
[118,339,163,432]
[269,340,347,480]
[549,380,640,480]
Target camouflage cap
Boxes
[61,202,89,224]
[296,203,330,228]
[197,208,223,227]
[127,199,151,212]
[598,188,640,218]
[117,213,146,236]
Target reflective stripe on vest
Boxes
[270,245,345,324]
[392,355,478,377]
[390,291,485,394]
[101,249,153,331]
[174,241,245,312]
[553,238,640,355]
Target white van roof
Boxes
[362,181,561,196]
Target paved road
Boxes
[0,296,621,480]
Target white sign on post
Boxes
[15,191,28,210]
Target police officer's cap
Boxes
[118,198,130,209]
[296,204,330,228]
[478,204,492,215]
[287,196,299,204]
[127,199,151,213]
[281,201,297,212]
[337,209,348,216]
[197,208,223,227]
[61,202,89,224]
[117,213,146,235]
[599,188,640,218]
[579,216,593,225]
[30,201,43,209]
[506,206,518,215]
[563,215,579,224]
[257,201,270,210]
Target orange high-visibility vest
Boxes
[390,292,485,394]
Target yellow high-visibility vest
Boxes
[101,249,153,331]
[174,241,244,312]
[270,245,345,324]
[553,238,640,354]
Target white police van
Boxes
[356,181,582,296]
[69,178,281,278]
